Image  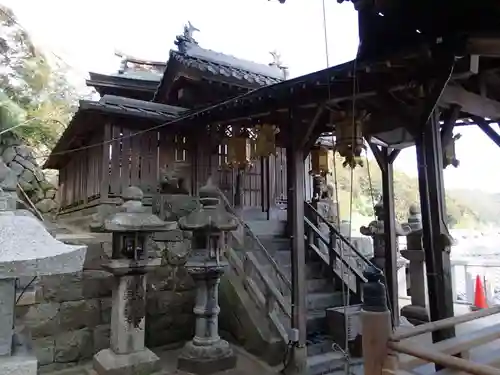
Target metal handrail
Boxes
[216,188,292,290]
[304,201,378,271]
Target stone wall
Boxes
[16,235,196,373]
[0,139,58,214]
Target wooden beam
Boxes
[467,37,500,57]
[367,141,385,171]
[475,117,500,148]
[298,104,325,149]
[441,85,500,120]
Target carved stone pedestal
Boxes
[94,259,161,375]
[177,266,236,375]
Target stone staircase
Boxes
[256,234,362,375]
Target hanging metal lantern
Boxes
[443,133,461,168]
[334,110,368,168]
[310,146,330,176]
[226,136,253,170]
[253,124,280,158]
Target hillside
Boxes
[328,153,488,229]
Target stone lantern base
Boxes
[177,339,237,375]
[93,348,160,375]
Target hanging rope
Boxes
[321,0,356,372]
[365,150,376,220]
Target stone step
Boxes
[278,279,336,297]
[307,351,348,375]
[246,220,286,237]
[262,263,325,280]
[307,337,335,357]
[307,279,336,294]
[307,292,344,311]
[307,310,327,333]
[257,236,291,252]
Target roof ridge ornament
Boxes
[175,21,200,54]
[269,50,289,79]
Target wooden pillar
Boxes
[234,169,243,209]
[100,123,111,201]
[286,149,294,237]
[265,157,271,220]
[368,143,401,325]
[381,147,400,326]
[260,157,266,213]
[286,124,307,375]
[415,109,455,347]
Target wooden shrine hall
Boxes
[45,24,291,215]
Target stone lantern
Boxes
[0,185,87,375]
[400,205,430,325]
[177,178,238,375]
[360,199,410,271]
[93,186,176,375]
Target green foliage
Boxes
[0,4,79,150]
[328,153,485,229]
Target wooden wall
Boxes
[58,121,290,212]
[59,130,103,208]
[193,141,288,208]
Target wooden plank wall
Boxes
[108,124,158,198]
[59,124,290,211]
[59,130,103,208]
[194,141,288,208]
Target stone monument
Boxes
[400,205,430,325]
[177,178,238,375]
[92,186,176,375]
[0,182,87,375]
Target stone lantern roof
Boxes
[104,186,176,233]
[0,197,87,279]
[179,178,238,233]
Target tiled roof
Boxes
[88,95,187,121]
[44,96,188,169]
[172,42,284,86]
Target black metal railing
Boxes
[304,201,378,296]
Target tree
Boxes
[0,4,79,150]
[326,151,484,228]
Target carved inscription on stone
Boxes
[124,276,146,328]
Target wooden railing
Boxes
[388,307,500,375]
[304,202,373,297]
[363,305,500,375]
[217,188,292,342]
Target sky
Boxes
[3,0,500,192]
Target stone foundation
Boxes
[16,236,195,373]
[0,140,59,214]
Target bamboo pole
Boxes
[391,306,500,341]
[388,341,500,375]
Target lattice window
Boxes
[174,135,187,162]
[218,143,228,166]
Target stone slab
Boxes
[93,348,160,375]
[0,279,15,356]
[0,333,38,375]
